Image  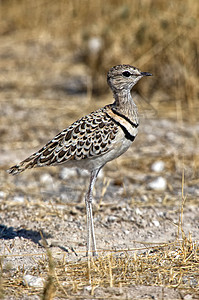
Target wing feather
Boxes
[8,108,119,175]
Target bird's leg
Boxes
[85,168,101,257]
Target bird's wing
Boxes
[8,108,119,175]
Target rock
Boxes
[23,274,44,288]
[84,285,92,292]
[77,169,89,177]
[0,191,5,198]
[183,295,193,300]
[60,168,77,180]
[151,161,165,172]
[13,196,25,203]
[152,220,160,227]
[135,208,142,215]
[88,37,102,54]
[148,177,167,191]
[140,195,148,202]
[107,215,117,222]
[123,229,130,235]
[40,173,53,184]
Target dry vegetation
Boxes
[0,0,199,299]
[0,0,199,111]
[2,235,199,299]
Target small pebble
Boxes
[13,196,25,203]
[23,275,44,288]
[60,168,77,180]
[183,295,193,300]
[152,220,160,227]
[156,196,163,203]
[148,177,167,191]
[88,37,102,54]
[84,285,92,292]
[107,215,117,222]
[123,229,130,235]
[0,191,5,198]
[151,160,165,172]
[147,134,156,142]
[40,173,53,184]
[77,169,89,177]
[60,193,69,201]
[140,195,148,202]
[135,208,142,215]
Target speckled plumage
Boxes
[8,107,120,173]
[8,64,152,256]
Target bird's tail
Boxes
[7,153,40,175]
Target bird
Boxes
[8,64,152,256]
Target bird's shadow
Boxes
[0,224,50,246]
[0,224,74,254]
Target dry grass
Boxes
[58,238,199,296]
[1,223,199,298]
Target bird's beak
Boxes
[141,72,152,76]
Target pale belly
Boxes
[63,134,135,171]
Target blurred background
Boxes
[0,0,198,200]
[1,0,198,110]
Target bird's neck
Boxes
[111,89,139,125]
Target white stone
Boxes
[23,275,44,288]
[156,196,163,203]
[184,295,193,300]
[147,134,156,142]
[13,196,24,203]
[88,37,102,54]
[60,193,68,201]
[40,173,53,184]
[135,208,142,215]
[0,191,5,198]
[148,177,167,191]
[84,285,92,292]
[108,215,117,222]
[123,230,130,235]
[60,168,77,180]
[151,161,165,172]
[140,195,148,202]
[77,169,89,177]
[152,220,160,227]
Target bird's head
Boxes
[107,64,152,93]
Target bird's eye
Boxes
[122,71,131,77]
